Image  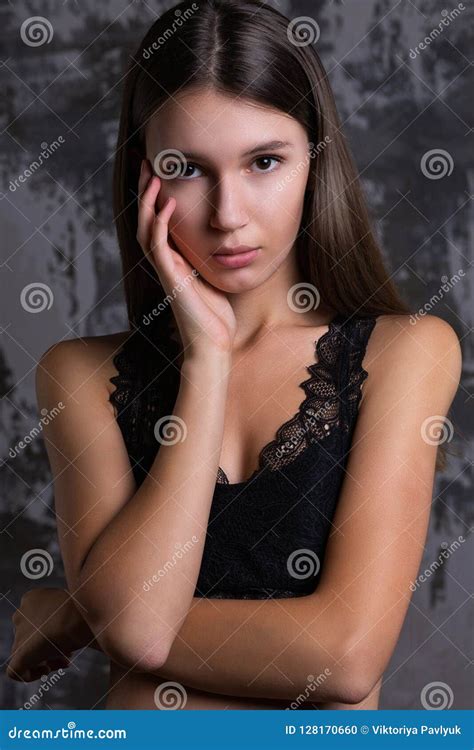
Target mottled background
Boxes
[0,0,472,710]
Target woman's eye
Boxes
[180,162,203,179]
[252,155,282,173]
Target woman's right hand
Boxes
[137,159,236,358]
[7,589,82,682]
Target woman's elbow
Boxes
[333,636,383,705]
[333,673,375,705]
[97,616,171,672]
[75,584,173,672]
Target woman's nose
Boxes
[208,178,249,231]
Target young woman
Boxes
[7,0,462,710]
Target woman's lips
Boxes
[211,247,260,268]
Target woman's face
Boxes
[145,88,311,291]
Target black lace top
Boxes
[109,311,377,600]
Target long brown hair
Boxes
[112,0,452,471]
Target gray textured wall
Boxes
[1,0,472,710]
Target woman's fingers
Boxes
[151,196,176,275]
[8,650,43,681]
[23,663,50,682]
[7,623,70,681]
[136,160,179,276]
[137,175,161,253]
[7,654,70,682]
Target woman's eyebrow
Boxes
[179,140,294,161]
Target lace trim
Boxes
[108,321,182,486]
[343,316,377,423]
[109,319,179,424]
[109,347,139,414]
[217,317,346,485]
[216,315,377,485]
[109,330,149,468]
[108,315,376,488]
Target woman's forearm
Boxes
[147,593,363,704]
[65,588,365,707]
[75,353,231,669]
[70,588,363,704]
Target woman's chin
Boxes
[203,273,265,294]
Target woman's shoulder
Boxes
[360,312,462,404]
[36,330,132,415]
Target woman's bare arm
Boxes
[36,336,231,671]
[33,313,461,705]
[125,315,462,703]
